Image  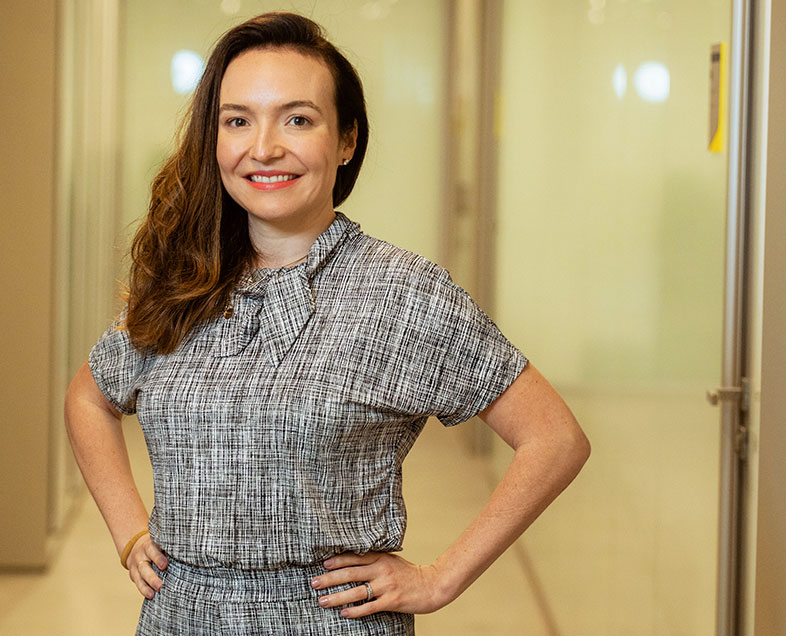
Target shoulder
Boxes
[88,309,155,415]
[338,231,452,293]
[319,229,481,330]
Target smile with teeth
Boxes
[248,174,298,183]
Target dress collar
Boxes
[235,212,361,300]
[214,212,360,364]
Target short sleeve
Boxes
[88,311,149,415]
[348,259,528,427]
[418,270,528,426]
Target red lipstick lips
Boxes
[246,170,301,191]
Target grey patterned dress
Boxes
[90,212,527,635]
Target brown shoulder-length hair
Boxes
[126,12,369,354]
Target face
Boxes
[216,47,356,235]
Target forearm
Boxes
[431,427,589,603]
[313,416,589,618]
[275,366,590,620]
[64,363,149,555]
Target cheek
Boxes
[215,135,239,173]
[302,133,343,167]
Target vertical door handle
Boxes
[706,378,750,411]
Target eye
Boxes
[288,115,311,128]
[225,117,248,128]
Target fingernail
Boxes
[318,596,329,606]
[311,578,321,589]
[341,609,349,618]
[323,558,334,567]
[158,559,167,569]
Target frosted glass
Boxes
[494,1,730,633]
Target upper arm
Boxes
[65,360,124,423]
[479,363,589,457]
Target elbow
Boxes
[566,422,591,478]
[575,428,591,469]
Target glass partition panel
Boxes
[493,1,730,633]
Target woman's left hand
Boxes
[310,552,450,618]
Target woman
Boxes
[65,12,589,636]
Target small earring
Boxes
[342,158,350,166]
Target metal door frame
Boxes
[717,0,758,634]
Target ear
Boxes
[341,120,358,160]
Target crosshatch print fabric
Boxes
[89,212,528,571]
[136,560,414,636]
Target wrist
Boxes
[428,559,463,608]
[120,528,149,569]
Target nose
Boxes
[249,125,284,163]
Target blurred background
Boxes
[1,1,785,634]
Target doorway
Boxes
[480,1,742,634]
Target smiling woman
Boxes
[215,48,357,254]
[64,11,589,636]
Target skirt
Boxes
[135,558,415,635]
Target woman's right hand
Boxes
[127,534,168,599]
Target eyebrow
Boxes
[218,100,323,114]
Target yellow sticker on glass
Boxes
[709,42,727,153]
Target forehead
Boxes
[219,47,336,105]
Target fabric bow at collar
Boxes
[213,213,360,365]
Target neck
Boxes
[248,209,336,269]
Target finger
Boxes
[142,538,168,570]
[323,552,379,569]
[130,561,159,599]
[139,559,164,591]
[311,564,374,590]
[317,583,373,609]
[341,599,384,619]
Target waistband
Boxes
[160,558,333,603]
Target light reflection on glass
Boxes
[588,0,605,25]
[634,62,670,102]
[362,0,398,21]
[220,0,241,16]
[588,7,605,24]
[171,50,205,95]
[613,64,627,99]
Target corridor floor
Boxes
[0,418,548,635]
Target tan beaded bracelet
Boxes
[120,529,149,569]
